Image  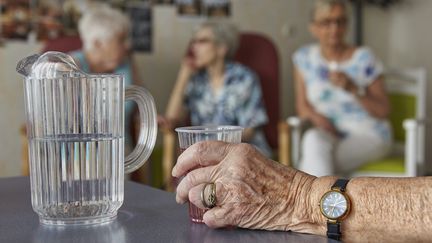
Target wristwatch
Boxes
[319,179,351,241]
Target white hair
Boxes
[196,21,239,60]
[78,5,131,51]
[311,0,348,21]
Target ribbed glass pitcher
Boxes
[17,52,157,225]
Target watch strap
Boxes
[331,178,349,192]
[327,221,342,241]
[326,179,350,241]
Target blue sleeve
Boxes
[356,47,384,85]
[183,78,194,107]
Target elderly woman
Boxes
[164,21,271,156]
[173,141,431,242]
[71,5,139,151]
[293,0,392,176]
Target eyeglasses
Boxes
[315,17,348,28]
[191,37,214,45]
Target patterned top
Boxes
[184,62,272,156]
[293,44,392,142]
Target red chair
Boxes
[234,32,280,151]
[41,35,82,53]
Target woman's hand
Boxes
[310,113,339,136]
[165,56,196,121]
[172,141,318,232]
[178,56,198,81]
[329,72,356,92]
[157,115,175,131]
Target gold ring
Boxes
[201,183,217,209]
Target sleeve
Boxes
[237,72,269,129]
[292,46,310,75]
[183,78,194,107]
[357,47,384,85]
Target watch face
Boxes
[320,191,348,219]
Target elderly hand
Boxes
[310,112,339,137]
[179,56,198,79]
[172,141,319,232]
[329,72,356,92]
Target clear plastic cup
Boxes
[175,125,243,223]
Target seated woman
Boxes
[164,21,272,157]
[294,0,392,176]
[71,5,140,152]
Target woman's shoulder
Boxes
[226,62,259,85]
[293,44,319,58]
[351,46,379,62]
[292,44,320,67]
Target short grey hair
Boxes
[311,0,348,22]
[78,5,131,51]
[196,21,239,60]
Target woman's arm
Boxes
[173,141,432,243]
[354,76,390,119]
[294,67,338,135]
[294,66,316,120]
[330,73,390,119]
[308,176,432,242]
[165,59,194,125]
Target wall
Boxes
[0,42,42,177]
[0,0,315,177]
[363,0,432,173]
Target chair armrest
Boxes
[404,118,430,128]
[402,118,426,177]
[161,128,176,192]
[286,116,305,128]
[284,116,305,167]
[278,120,290,166]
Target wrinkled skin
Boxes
[172,141,318,232]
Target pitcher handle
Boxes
[124,85,158,174]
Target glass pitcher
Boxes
[17,52,157,225]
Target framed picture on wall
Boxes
[202,0,230,17]
[126,1,152,53]
[152,0,174,4]
[176,0,201,16]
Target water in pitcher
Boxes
[28,133,124,225]
[18,52,158,225]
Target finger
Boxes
[176,165,216,204]
[188,183,207,209]
[172,141,232,178]
[188,181,226,209]
[203,207,232,228]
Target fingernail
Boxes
[176,195,184,204]
[177,199,185,204]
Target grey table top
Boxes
[0,176,338,243]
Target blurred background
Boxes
[0,0,431,180]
